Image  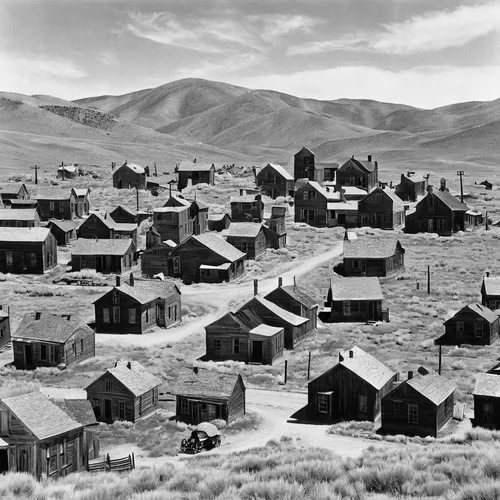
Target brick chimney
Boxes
[349,350,353,358]
[408,371,413,380]
[278,277,283,287]
[116,275,121,287]
[367,155,372,162]
[129,273,134,286]
[254,279,258,296]
[440,178,446,191]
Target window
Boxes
[233,338,240,354]
[29,253,37,267]
[0,410,8,433]
[318,394,329,414]
[67,440,74,466]
[358,395,368,413]
[343,301,351,316]
[49,201,55,211]
[128,308,136,324]
[214,339,221,354]
[475,321,483,338]
[173,257,180,274]
[145,309,149,323]
[303,191,309,200]
[61,440,68,467]
[174,305,178,319]
[181,398,189,414]
[49,346,56,364]
[118,401,125,419]
[168,307,172,320]
[113,290,120,304]
[484,402,494,422]
[152,389,156,406]
[113,306,120,324]
[353,260,359,268]
[456,321,464,333]
[5,251,12,266]
[393,401,401,412]
[41,344,47,360]
[72,343,76,357]
[408,404,418,424]
[105,379,112,392]
[80,339,84,352]
[49,444,57,474]
[103,308,110,324]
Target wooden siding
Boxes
[78,214,114,239]
[294,186,328,227]
[440,311,500,346]
[71,249,136,274]
[0,316,11,349]
[153,209,192,245]
[256,166,294,198]
[473,395,500,430]
[113,166,146,190]
[344,249,405,278]
[141,245,176,277]
[358,190,405,229]
[0,234,57,274]
[230,197,264,223]
[294,149,318,182]
[226,231,266,260]
[337,159,378,192]
[395,175,427,202]
[36,192,77,221]
[326,299,383,322]
[48,224,77,246]
[178,168,214,191]
[0,214,40,228]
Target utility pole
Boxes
[284,360,288,384]
[31,164,39,185]
[307,351,311,381]
[427,265,431,294]
[457,171,464,203]
[136,186,139,211]
[486,211,489,230]
[438,345,442,375]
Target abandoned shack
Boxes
[472,373,500,430]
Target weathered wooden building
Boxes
[28,186,79,221]
[205,309,284,365]
[0,227,57,274]
[0,306,11,350]
[381,367,456,437]
[152,206,192,245]
[77,212,138,245]
[57,164,78,180]
[146,174,177,195]
[481,276,500,310]
[294,147,324,182]
[177,161,215,191]
[263,206,287,249]
[307,346,396,423]
[357,187,405,229]
[71,238,136,274]
[0,209,40,228]
[465,209,483,230]
[94,275,181,334]
[208,213,231,232]
[226,222,266,259]
[256,163,294,198]
[86,360,161,423]
[395,172,427,202]
[10,199,39,211]
[173,367,246,425]
[141,240,177,278]
[435,303,500,346]
[336,155,379,192]
[230,192,264,223]
[163,194,209,236]
[0,183,29,206]
[113,162,147,190]
[73,188,91,218]
[12,312,95,370]
[343,238,405,277]
[323,277,384,322]
[294,181,335,227]
[47,220,80,246]
[473,373,500,430]
[0,391,87,477]
[110,205,145,225]
[405,185,468,236]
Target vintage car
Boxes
[180,422,221,453]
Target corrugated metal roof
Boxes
[329,277,383,301]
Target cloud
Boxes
[288,1,500,55]
[97,50,119,67]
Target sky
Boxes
[0,0,499,108]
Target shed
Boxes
[481,276,500,311]
[177,161,215,191]
[230,192,264,223]
[71,238,136,273]
[28,186,78,221]
[226,222,266,259]
[113,162,146,190]
[47,219,80,246]
[208,213,231,232]
[0,209,40,228]
[336,155,379,192]
[473,373,500,430]
[357,187,405,229]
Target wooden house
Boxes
[47,220,80,246]
[343,237,405,277]
[294,147,324,182]
[57,164,78,180]
[113,161,146,190]
[230,192,264,223]
[481,276,500,310]
[326,198,359,228]
[0,391,87,477]
[169,233,246,284]
[163,194,208,236]
[28,186,78,221]
[152,206,191,245]
[323,277,384,322]
[357,187,405,229]
[405,184,468,236]
[173,367,245,425]
[12,312,95,370]
[472,373,500,430]
[465,209,483,230]
[319,161,339,183]
[395,172,427,202]
[336,155,379,192]
[208,213,231,232]
[435,303,500,346]
[141,239,177,278]
[0,306,11,350]
[226,222,266,259]
[263,206,287,249]
[0,183,29,206]
[94,275,181,334]
[381,367,456,437]
[239,292,308,349]
[0,227,57,274]
[110,205,149,225]
[205,309,284,365]
[256,163,294,198]
[294,181,335,227]
[341,186,368,201]
[85,360,161,423]
[307,346,397,423]
[71,238,136,274]
[0,209,40,228]
[264,277,318,335]
[78,212,137,245]
[73,188,90,218]
[177,161,215,191]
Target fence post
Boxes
[307,351,311,381]
[284,360,288,384]
[106,453,111,472]
[131,452,135,469]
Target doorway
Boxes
[104,399,112,421]
[0,449,8,472]
[251,341,263,363]
[24,344,33,368]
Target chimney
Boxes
[239,189,244,196]
[127,361,132,370]
[278,277,283,287]
[349,350,353,358]
[344,230,349,240]
[427,185,433,194]
[367,155,372,162]
[129,273,134,286]
[408,371,413,380]
[351,155,354,160]
[293,276,296,286]
[486,272,490,277]
[67,315,71,321]
[193,366,198,374]
[116,275,121,287]
[339,353,344,362]
[254,279,258,296]
[35,312,41,320]
[440,178,446,191]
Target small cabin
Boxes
[481,276,500,311]
[141,239,177,278]
[73,188,91,218]
[0,183,29,206]
[12,312,95,370]
[336,155,379,192]
[85,360,161,423]
[357,187,405,229]
[226,222,266,260]
[47,219,80,246]
[177,161,215,191]
[256,163,294,198]
[208,213,231,232]
[307,346,397,423]
[381,367,456,438]
[263,206,287,249]
[465,210,483,230]
[113,162,147,190]
[173,367,246,425]
[0,209,40,228]
[28,186,78,221]
[230,192,264,223]
[57,164,78,180]
[152,206,192,245]
[395,172,427,202]
[473,373,500,430]
[0,306,11,350]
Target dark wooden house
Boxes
[294,147,324,182]
[73,188,91,218]
[0,306,11,350]
[173,367,246,425]
[395,172,427,202]
[230,192,264,223]
[256,163,294,198]
[294,181,335,227]
[85,360,161,423]
[0,209,40,228]
[163,194,209,236]
[141,240,177,278]
[0,227,57,274]
[12,312,95,370]
[169,233,245,284]
[263,206,287,249]
[343,237,405,277]
[465,209,483,230]
[323,277,384,322]
[94,275,181,334]
[435,303,500,346]
[226,222,266,259]
[28,186,78,221]
[10,199,39,211]
[357,187,405,229]
[177,161,215,191]
[71,238,136,274]
[481,276,500,311]
[472,373,500,430]
[78,211,137,244]
[336,155,379,192]
[47,219,80,246]
[0,391,87,477]
[0,183,29,206]
[264,277,318,335]
[208,213,231,232]
[110,205,140,225]
[381,367,456,437]
[152,206,191,245]
[113,162,146,190]
[57,164,78,180]
[205,309,284,365]
[307,346,397,423]
[405,184,468,236]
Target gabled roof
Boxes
[0,209,38,221]
[482,277,500,296]
[295,146,314,157]
[329,277,383,301]
[190,233,245,262]
[173,367,243,400]
[164,195,191,207]
[95,279,180,306]
[27,186,74,200]
[259,163,294,181]
[473,373,500,398]
[73,188,90,197]
[114,223,138,233]
[48,219,81,232]
[206,309,262,333]
[208,213,231,221]
[266,285,318,309]
[0,227,51,242]
[110,205,137,217]
[84,211,116,229]
[444,303,498,324]
[52,399,98,427]
[296,180,336,201]
[430,190,468,211]
[405,368,456,406]
[243,296,308,326]
[178,161,214,172]
[336,346,395,390]
[1,392,82,441]
[344,238,403,259]
[13,312,93,344]
[0,183,26,196]
[117,162,144,174]
[227,222,263,238]
[340,157,376,173]
[58,165,77,172]
[72,238,135,256]
[250,324,283,337]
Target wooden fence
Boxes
[87,452,135,473]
